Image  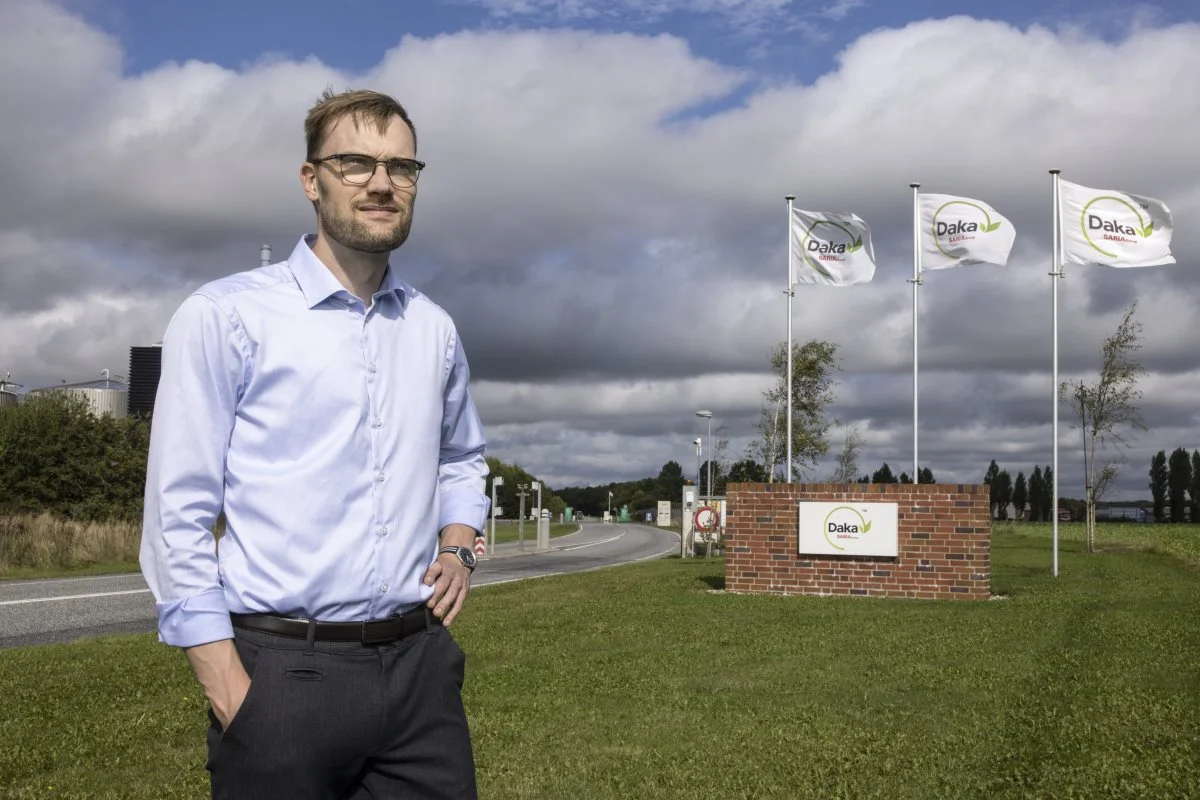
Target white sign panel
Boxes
[656,501,672,527]
[798,502,898,557]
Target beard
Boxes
[316,181,413,254]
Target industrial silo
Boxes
[0,373,22,409]
[28,378,129,418]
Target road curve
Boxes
[0,522,678,649]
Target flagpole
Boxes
[785,195,795,483]
[1050,169,1062,577]
[910,182,922,482]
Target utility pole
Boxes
[516,483,530,550]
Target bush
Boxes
[0,392,150,523]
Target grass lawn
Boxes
[2,525,1198,798]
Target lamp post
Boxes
[696,410,713,502]
[489,476,503,556]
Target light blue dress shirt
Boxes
[140,236,490,649]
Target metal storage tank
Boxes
[28,378,129,418]
[0,373,22,409]
[128,344,162,416]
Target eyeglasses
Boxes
[310,153,425,189]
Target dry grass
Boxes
[0,513,141,572]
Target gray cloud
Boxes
[1,3,1198,499]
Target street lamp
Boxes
[696,410,713,502]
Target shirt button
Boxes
[379,525,389,537]
[377,472,385,482]
[368,364,378,374]
[380,583,389,593]
[372,418,383,428]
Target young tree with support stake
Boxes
[1060,303,1147,553]
[748,339,839,482]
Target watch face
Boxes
[459,548,477,568]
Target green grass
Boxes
[489,521,578,546]
[0,561,142,582]
[2,526,1199,798]
[1000,520,1200,565]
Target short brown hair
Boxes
[304,88,417,160]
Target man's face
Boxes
[301,114,417,254]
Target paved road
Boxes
[0,522,678,649]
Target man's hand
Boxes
[424,523,477,626]
[186,639,252,731]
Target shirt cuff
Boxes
[155,586,234,648]
[439,489,490,535]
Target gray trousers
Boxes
[205,617,477,799]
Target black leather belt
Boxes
[231,605,436,645]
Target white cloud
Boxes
[1,2,1198,498]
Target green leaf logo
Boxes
[862,520,872,534]
[1141,222,1154,237]
[985,221,1002,233]
[849,236,863,253]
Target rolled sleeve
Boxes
[438,331,489,533]
[139,293,245,648]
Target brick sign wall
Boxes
[725,483,991,601]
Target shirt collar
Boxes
[285,235,410,310]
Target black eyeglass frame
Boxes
[309,153,426,189]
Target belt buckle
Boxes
[361,618,395,645]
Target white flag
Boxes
[789,208,876,286]
[918,193,1015,270]
[1059,178,1174,267]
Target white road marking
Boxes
[0,589,151,607]
[557,532,627,551]
[477,541,679,588]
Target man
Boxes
[140,88,488,799]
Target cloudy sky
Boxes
[2,0,1198,497]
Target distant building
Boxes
[128,344,162,417]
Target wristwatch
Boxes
[439,545,477,572]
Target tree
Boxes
[918,467,935,484]
[993,470,1013,520]
[983,460,1000,517]
[1040,465,1054,523]
[748,339,839,482]
[1149,450,1168,523]
[656,461,684,499]
[1028,466,1045,522]
[1190,450,1200,524]
[870,463,896,484]
[827,426,863,483]
[899,472,912,484]
[1060,303,1147,552]
[1168,447,1192,523]
[1013,471,1028,521]
[727,458,767,485]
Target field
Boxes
[1,523,1198,798]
